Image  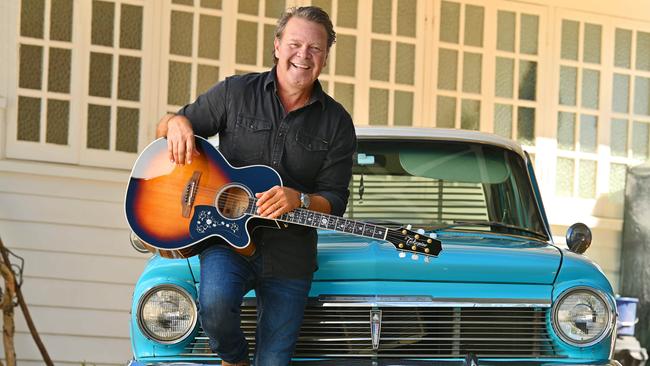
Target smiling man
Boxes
[154,6,356,366]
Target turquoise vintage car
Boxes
[127,128,620,365]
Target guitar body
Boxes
[125,137,281,258]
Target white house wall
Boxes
[0,166,145,363]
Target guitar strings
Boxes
[213,194,424,241]
[196,191,434,253]
[204,190,399,229]
[174,182,432,249]
[190,188,407,229]
[210,191,392,233]
[212,190,337,220]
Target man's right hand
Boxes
[156,114,199,165]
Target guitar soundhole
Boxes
[216,185,251,219]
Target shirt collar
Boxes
[265,67,327,110]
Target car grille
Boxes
[182,299,564,359]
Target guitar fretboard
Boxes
[246,198,388,240]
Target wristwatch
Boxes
[299,192,311,209]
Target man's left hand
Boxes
[255,186,300,219]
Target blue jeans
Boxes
[199,245,312,366]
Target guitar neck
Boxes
[246,199,388,241]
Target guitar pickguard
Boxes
[190,206,249,248]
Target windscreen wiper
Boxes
[428,220,548,240]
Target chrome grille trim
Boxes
[181,297,563,359]
[316,296,551,308]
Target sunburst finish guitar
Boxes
[124,136,442,259]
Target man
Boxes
[156,6,356,366]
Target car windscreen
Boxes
[344,139,548,240]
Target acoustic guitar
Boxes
[124,136,442,259]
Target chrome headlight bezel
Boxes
[136,284,198,344]
[551,286,615,347]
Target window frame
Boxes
[7,0,155,170]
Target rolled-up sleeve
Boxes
[313,112,356,217]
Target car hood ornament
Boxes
[370,309,382,351]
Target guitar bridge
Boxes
[181,171,202,218]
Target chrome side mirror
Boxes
[130,232,150,254]
[566,223,592,254]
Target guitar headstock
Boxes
[386,226,442,257]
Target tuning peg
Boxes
[417,228,425,234]
[429,233,437,239]
[411,254,419,261]
[399,252,406,258]
[406,224,412,230]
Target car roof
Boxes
[355,127,527,160]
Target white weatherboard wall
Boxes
[0,165,148,364]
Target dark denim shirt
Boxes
[178,68,356,278]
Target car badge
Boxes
[464,352,479,366]
[370,309,382,351]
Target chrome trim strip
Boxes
[320,301,550,308]
[317,296,551,308]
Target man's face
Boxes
[274,17,329,92]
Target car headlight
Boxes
[137,285,197,344]
[552,287,614,346]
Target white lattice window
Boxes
[492,5,543,151]
[310,0,360,119]
[311,0,424,126]
[8,0,151,169]
[10,0,77,163]
[554,16,606,199]
[163,0,226,112]
[551,12,650,204]
[608,25,650,203]
[161,0,303,113]
[81,0,150,168]
[365,0,421,127]
[434,0,486,130]
[233,0,288,74]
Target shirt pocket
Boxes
[296,130,329,152]
[233,114,272,163]
[289,129,330,183]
